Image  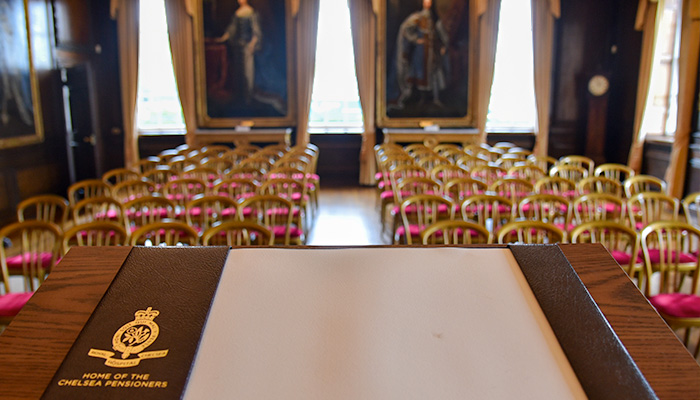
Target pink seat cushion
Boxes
[645,249,697,264]
[6,252,56,270]
[609,250,642,265]
[271,226,303,238]
[649,293,700,318]
[0,292,33,317]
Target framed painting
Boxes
[194,0,295,128]
[377,0,477,128]
[0,0,44,148]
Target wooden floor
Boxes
[306,187,388,246]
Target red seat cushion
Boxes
[0,292,33,317]
[6,252,56,270]
[271,226,303,238]
[649,293,700,318]
[645,249,697,264]
[609,250,642,265]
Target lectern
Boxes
[0,245,698,399]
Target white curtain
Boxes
[475,0,502,144]
[292,0,321,146]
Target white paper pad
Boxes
[184,248,586,399]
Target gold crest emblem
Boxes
[88,307,169,368]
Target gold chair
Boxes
[497,220,566,244]
[640,221,700,358]
[470,165,507,188]
[460,194,513,234]
[185,195,239,236]
[576,176,623,197]
[517,193,571,232]
[623,175,667,198]
[123,196,176,233]
[571,193,626,225]
[558,155,595,176]
[549,164,589,182]
[129,220,199,246]
[202,220,273,246]
[142,166,177,192]
[594,163,635,183]
[167,155,198,175]
[534,176,577,201]
[180,166,221,191]
[222,148,255,166]
[0,221,62,292]
[67,179,112,208]
[214,177,260,201]
[396,194,454,245]
[161,178,208,213]
[456,154,486,172]
[443,177,488,204]
[63,221,129,253]
[238,194,301,245]
[526,154,557,173]
[570,221,640,279]
[102,168,141,186]
[489,177,534,206]
[260,177,309,235]
[111,179,156,203]
[132,156,161,175]
[627,192,680,231]
[682,192,700,227]
[71,196,125,226]
[420,220,492,245]
[16,194,70,230]
[202,157,235,176]
[431,164,468,186]
[507,164,546,184]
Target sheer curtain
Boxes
[292,0,321,146]
[164,0,197,148]
[476,0,502,144]
[111,0,140,167]
[664,0,700,197]
[627,0,662,172]
[348,0,377,185]
[531,0,560,157]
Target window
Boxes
[640,0,681,137]
[136,0,185,134]
[486,0,537,132]
[308,0,363,133]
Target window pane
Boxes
[486,0,536,131]
[308,0,363,133]
[137,0,185,133]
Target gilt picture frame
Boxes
[0,0,44,148]
[377,0,477,128]
[194,0,296,129]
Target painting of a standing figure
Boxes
[379,0,473,127]
[196,0,293,127]
[0,0,43,148]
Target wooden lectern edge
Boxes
[0,246,133,400]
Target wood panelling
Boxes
[312,134,362,187]
[52,0,93,51]
[550,0,641,162]
[17,165,62,199]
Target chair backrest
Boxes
[111,179,156,203]
[420,220,493,245]
[570,221,639,278]
[558,155,595,175]
[129,220,199,246]
[534,176,577,200]
[594,163,635,183]
[517,194,570,227]
[398,194,454,245]
[470,165,507,187]
[460,194,513,233]
[72,196,125,226]
[640,221,700,297]
[132,156,161,174]
[431,164,468,185]
[0,220,63,292]
[67,179,112,208]
[180,166,221,187]
[185,195,239,234]
[202,220,273,246]
[123,196,176,233]
[214,177,260,201]
[394,176,441,204]
[238,194,298,245]
[623,175,667,198]
[222,148,255,165]
[497,220,565,244]
[456,154,486,172]
[571,193,626,225]
[682,191,700,227]
[507,164,546,184]
[102,168,141,186]
[576,176,623,197]
[202,157,235,176]
[63,221,129,254]
[627,192,680,230]
[526,155,557,173]
[16,194,70,229]
[443,177,488,203]
[161,178,208,208]
[549,164,588,182]
[489,177,534,205]
[142,166,177,190]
